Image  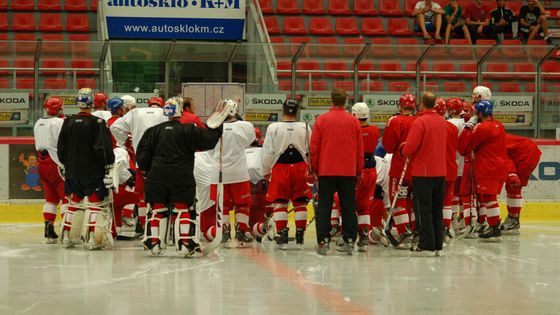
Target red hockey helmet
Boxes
[44,97,63,116]
[399,93,416,109]
[434,98,447,116]
[446,97,463,116]
[254,127,262,142]
[149,97,165,108]
[93,93,108,108]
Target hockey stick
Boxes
[382,158,410,247]
[202,138,224,255]
[304,121,317,229]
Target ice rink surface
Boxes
[1,222,560,315]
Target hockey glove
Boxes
[464,116,479,129]
[506,173,521,189]
[103,174,115,189]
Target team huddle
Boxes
[33,86,541,257]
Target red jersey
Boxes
[361,125,380,154]
[107,116,119,148]
[458,118,508,181]
[382,114,416,179]
[505,133,542,177]
[180,111,206,128]
[445,121,458,181]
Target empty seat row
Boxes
[0,0,96,11]
[0,13,90,32]
[0,77,96,90]
[0,34,93,54]
[0,58,97,75]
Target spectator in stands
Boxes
[413,0,445,41]
[465,0,491,44]
[490,0,516,43]
[443,0,472,44]
[519,0,552,44]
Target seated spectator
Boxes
[413,0,445,41]
[465,0,491,44]
[519,0,552,44]
[490,0,516,43]
[444,0,472,44]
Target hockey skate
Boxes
[410,244,436,257]
[295,228,305,248]
[143,238,164,256]
[235,224,253,248]
[177,239,202,258]
[330,223,341,239]
[370,227,389,247]
[357,229,369,252]
[500,216,520,235]
[44,221,58,244]
[335,238,354,256]
[276,227,289,250]
[444,227,455,245]
[479,224,502,242]
[222,224,232,248]
[317,238,330,255]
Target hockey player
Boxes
[351,102,380,252]
[382,93,416,247]
[369,153,391,246]
[136,98,222,257]
[261,99,311,249]
[110,96,167,230]
[457,101,478,237]
[434,98,459,242]
[446,97,467,231]
[92,92,112,121]
[34,97,66,243]
[501,133,542,234]
[458,86,508,241]
[57,88,115,249]
[111,146,140,235]
[180,97,206,128]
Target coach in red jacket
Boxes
[311,88,364,255]
[402,93,447,255]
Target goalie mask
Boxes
[76,88,94,108]
[351,102,370,120]
[163,98,182,118]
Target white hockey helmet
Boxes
[163,98,182,118]
[121,95,137,109]
[351,102,370,119]
[472,86,492,101]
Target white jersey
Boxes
[33,116,64,166]
[375,155,391,208]
[110,106,167,152]
[114,147,132,185]
[448,117,466,176]
[194,151,215,212]
[246,147,264,184]
[210,120,256,184]
[260,121,311,176]
[92,110,112,121]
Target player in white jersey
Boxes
[92,93,112,121]
[261,99,312,249]
[196,151,219,242]
[34,97,66,243]
[111,146,140,237]
[110,97,167,229]
[368,152,391,245]
[208,99,256,247]
[446,97,467,231]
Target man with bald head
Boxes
[401,92,448,256]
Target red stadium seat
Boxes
[39,13,63,32]
[276,0,299,14]
[38,0,61,11]
[12,13,36,31]
[69,34,90,53]
[389,81,411,92]
[264,16,280,34]
[15,59,34,75]
[477,39,495,45]
[309,17,333,35]
[397,38,419,45]
[288,36,312,55]
[360,80,383,92]
[12,0,35,10]
[325,61,350,78]
[358,60,375,78]
[278,80,299,91]
[71,58,96,76]
[527,39,546,45]
[379,62,404,78]
[332,81,354,91]
[421,81,439,92]
[361,18,385,36]
[379,0,402,16]
[282,16,307,35]
[395,38,420,57]
[302,0,326,15]
[16,78,34,89]
[460,63,477,79]
[297,60,321,77]
[443,82,467,92]
[404,0,418,15]
[304,80,328,91]
[508,1,523,14]
[387,18,412,36]
[370,37,393,57]
[542,61,560,79]
[318,37,339,44]
[404,62,428,78]
[525,83,535,93]
[41,59,66,75]
[328,0,352,15]
[432,63,457,79]
[77,78,96,89]
[450,39,471,45]
[14,33,36,53]
[0,13,7,30]
[335,17,359,35]
[485,63,510,79]
[0,0,7,10]
[276,59,291,77]
[258,0,273,14]
[0,78,8,89]
[91,0,97,11]
[43,78,67,89]
[499,83,521,93]
[0,58,9,75]
[64,0,87,11]
[66,14,89,32]
[343,37,365,55]
[512,63,536,80]
[270,37,288,57]
[353,0,377,16]
[317,37,340,57]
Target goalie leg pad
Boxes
[61,194,85,247]
[143,203,170,255]
[173,203,201,258]
[83,193,114,250]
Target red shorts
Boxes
[476,178,505,195]
[356,168,377,211]
[113,186,141,209]
[210,181,251,210]
[266,162,311,202]
[38,157,65,204]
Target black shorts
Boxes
[65,176,108,199]
[145,181,196,206]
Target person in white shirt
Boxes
[413,0,445,40]
[92,92,112,121]
[34,97,66,244]
[261,99,312,249]
[446,97,467,232]
[209,99,256,247]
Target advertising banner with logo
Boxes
[103,0,246,40]
[245,94,286,110]
[0,93,29,124]
[9,144,44,199]
[363,94,401,112]
[244,111,281,123]
[492,95,533,112]
[300,109,327,126]
[303,96,332,107]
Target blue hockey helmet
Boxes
[474,99,494,116]
[107,97,125,114]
